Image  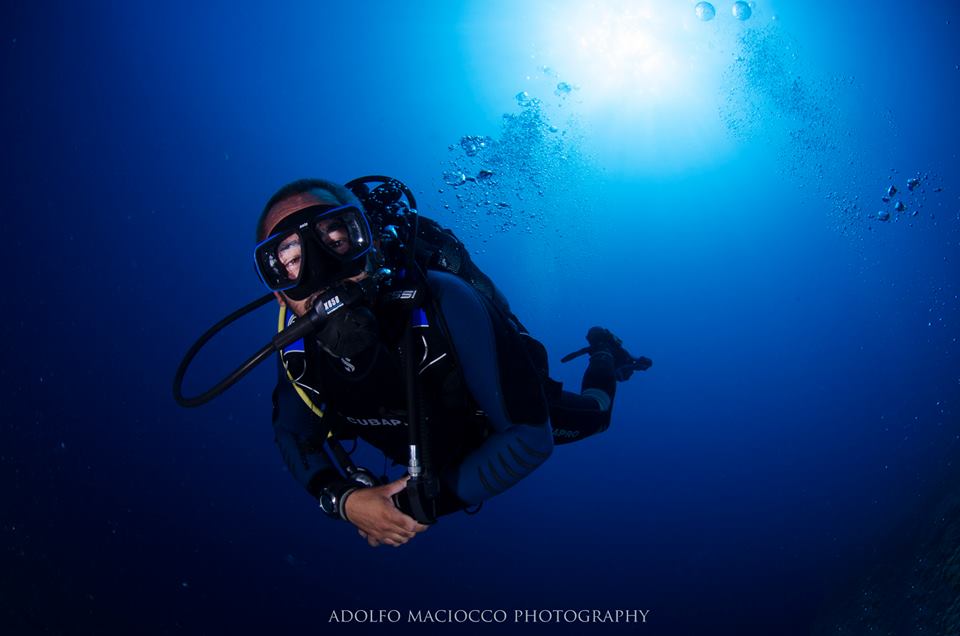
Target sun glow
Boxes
[571,7,685,103]
[465,0,751,173]
[531,0,737,171]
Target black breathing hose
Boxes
[173,282,371,408]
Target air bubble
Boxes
[695,2,716,21]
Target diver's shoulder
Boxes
[424,269,482,306]
[424,268,465,287]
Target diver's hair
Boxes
[256,178,362,241]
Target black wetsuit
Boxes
[271,270,617,516]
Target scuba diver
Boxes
[173,176,652,548]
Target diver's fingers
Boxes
[358,529,379,547]
[382,476,409,498]
[379,525,413,541]
[383,533,413,547]
[361,519,413,545]
[384,509,421,534]
[385,508,430,534]
[394,527,416,540]
[397,513,430,534]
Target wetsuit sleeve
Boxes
[270,368,340,497]
[427,271,554,505]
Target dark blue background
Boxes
[3,1,958,634]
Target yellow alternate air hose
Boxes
[277,305,328,429]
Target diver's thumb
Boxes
[383,476,409,498]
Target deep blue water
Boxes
[3,1,959,634]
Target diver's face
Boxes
[262,190,341,317]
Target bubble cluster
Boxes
[459,135,491,157]
[872,170,946,224]
[719,19,954,238]
[515,91,533,106]
[719,23,843,167]
[718,23,876,237]
[436,86,593,249]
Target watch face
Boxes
[319,490,336,515]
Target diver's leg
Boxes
[518,329,619,445]
[581,349,616,410]
[548,350,617,445]
[549,323,657,445]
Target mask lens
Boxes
[312,207,370,260]
[255,230,304,290]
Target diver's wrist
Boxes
[317,479,361,520]
[339,487,361,522]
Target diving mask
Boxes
[254,204,373,300]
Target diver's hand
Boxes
[344,477,429,548]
